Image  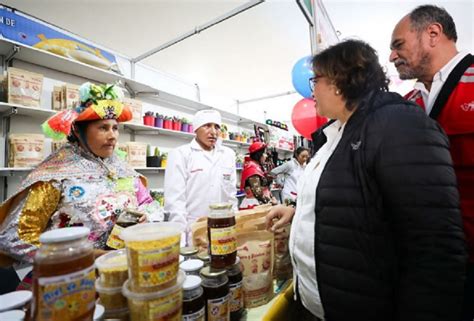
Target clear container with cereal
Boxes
[95,279,128,310]
[103,307,129,321]
[120,222,184,293]
[122,270,185,321]
[95,249,128,288]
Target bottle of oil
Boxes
[207,203,236,269]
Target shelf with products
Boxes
[0,38,266,128]
[0,102,55,119]
[0,103,253,151]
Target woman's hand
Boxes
[265,204,295,232]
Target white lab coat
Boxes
[270,158,306,202]
[164,138,237,230]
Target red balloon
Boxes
[291,98,328,140]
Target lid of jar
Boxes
[95,249,127,271]
[0,310,25,320]
[209,203,233,210]
[0,290,32,312]
[180,259,204,272]
[197,251,210,262]
[200,266,227,278]
[180,246,198,256]
[39,227,90,244]
[183,275,202,290]
[94,304,105,320]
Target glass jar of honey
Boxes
[227,257,244,321]
[106,208,144,250]
[31,227,95,321]
[200,266,230,321]
[207,203,236,269]
[182,275,205,321]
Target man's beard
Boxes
[398,50,431,81]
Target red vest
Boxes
[405,62,474,261]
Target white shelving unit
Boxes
[0,36,291,200]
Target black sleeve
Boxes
[370,103,466,321]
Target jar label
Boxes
[183,307,205,321]
[147,289,182,321]
[207,295,230,321]
[37,265,95,321]
[133,235,180,287]
[210,226,237,255]
[229,280,243,312]
[106,224,125,249]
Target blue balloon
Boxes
[291,56,314,98]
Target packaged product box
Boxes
[123,97,142,124]
[51,86,63,111]
[7,67,43,107]
[125,142,147,167]
[62,84,80,109]
[9,133,45,168]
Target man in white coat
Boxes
[164,109,237,243]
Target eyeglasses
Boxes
[309,75,324,91]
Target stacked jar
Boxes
[201,203,239,321]
[120,222,185,321]
[182,275,205,321]
[30,227,96,321]
[94,249,129,319]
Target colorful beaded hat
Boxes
[42,82,132,140]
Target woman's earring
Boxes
[335,89,341,95]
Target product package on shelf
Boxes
[51,83,80,111]
[62,84,80,110]
[51,86,62,111]
[8,133,45,168]
[123,97,143,124]
[7,67,43,107]
[124,142,147,167]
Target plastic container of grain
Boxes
[95,249,128,287]
[103,307,129,321]
[120,222,184,292]
[122,270,185,321]
[95,278,128,310]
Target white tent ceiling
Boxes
[3,0,473,123]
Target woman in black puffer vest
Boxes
[266,39,466,321]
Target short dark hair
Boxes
[409,5,457,42]
[294,146,309,158]
[250,149,266,163]
[312,39,389,111]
